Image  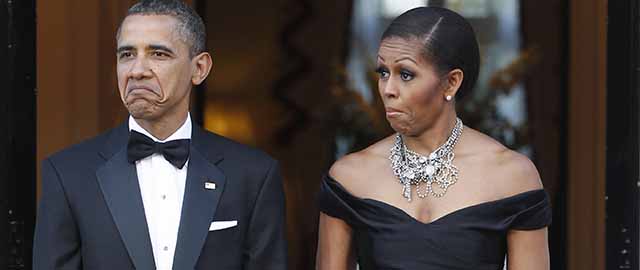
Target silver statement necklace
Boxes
[389,118,464,202]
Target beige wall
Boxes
[38,0,101,162]
[38,0,127,165]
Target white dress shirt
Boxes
[128,114,191,270]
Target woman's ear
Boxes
[443,69,463,101]
[191,52,213,85]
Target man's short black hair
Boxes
[117,0,206,57]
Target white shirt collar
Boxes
[128,113,192,142]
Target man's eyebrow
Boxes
[116,45,134,54]
[148,44,175,54]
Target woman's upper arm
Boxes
[316,212,356,270]
[501,151,549,269]
[506,228,550,270]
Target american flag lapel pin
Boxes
[204,182,216,190]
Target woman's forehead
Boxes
[378,38,428,64]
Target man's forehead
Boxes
[122,14,179,28]
[118,14,181,42]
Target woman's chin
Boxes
[390,124,411,135]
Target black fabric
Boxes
[318,175,552,270]
[127,130,190,169]
[33,120,288,270]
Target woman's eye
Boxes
[400,71,414,81]
[375,68,390,79]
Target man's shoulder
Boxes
[47,123,126,165]
[195,128,276,166]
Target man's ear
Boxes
[192,52,212,85]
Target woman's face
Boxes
[376,37,449,136]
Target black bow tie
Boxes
[127,130,191,169]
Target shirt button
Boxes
[163,246,169,251]
[161,195,167,200]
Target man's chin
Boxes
[126,103,159,120]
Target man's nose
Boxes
[128,56,152,79]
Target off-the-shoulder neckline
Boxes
[324,175,547,225]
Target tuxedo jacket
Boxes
[33,120,287,270]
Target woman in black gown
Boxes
[316,7,551,270]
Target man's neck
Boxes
[134,111,189,141]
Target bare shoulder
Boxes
[328,135,394,196]
[461,128,543,198]
[495,149,543,195]
[328,151,367,184]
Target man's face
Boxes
[116,14,195,121]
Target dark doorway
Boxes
[518,1,569,268]
[1,0,37,269]
[606,0,640,269]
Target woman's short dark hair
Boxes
[381,7,480,100]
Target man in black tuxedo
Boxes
[33,1,287,269]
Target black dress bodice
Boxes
[318,175,552,270]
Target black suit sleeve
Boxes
[33,158,82,269]
[244,160,288,270]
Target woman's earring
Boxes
[445,95,453,101]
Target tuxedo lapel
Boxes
[96,146,155,270]
[172,144,227,269]
[95,120,227,270]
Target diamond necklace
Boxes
[389,118,464,202]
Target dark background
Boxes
[1,0,37,269]
[606,0,640,269]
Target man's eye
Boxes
[119,52,133,59]
[152,51,168,57]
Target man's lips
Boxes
[126,85,161,98]
[127,86,154,93]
